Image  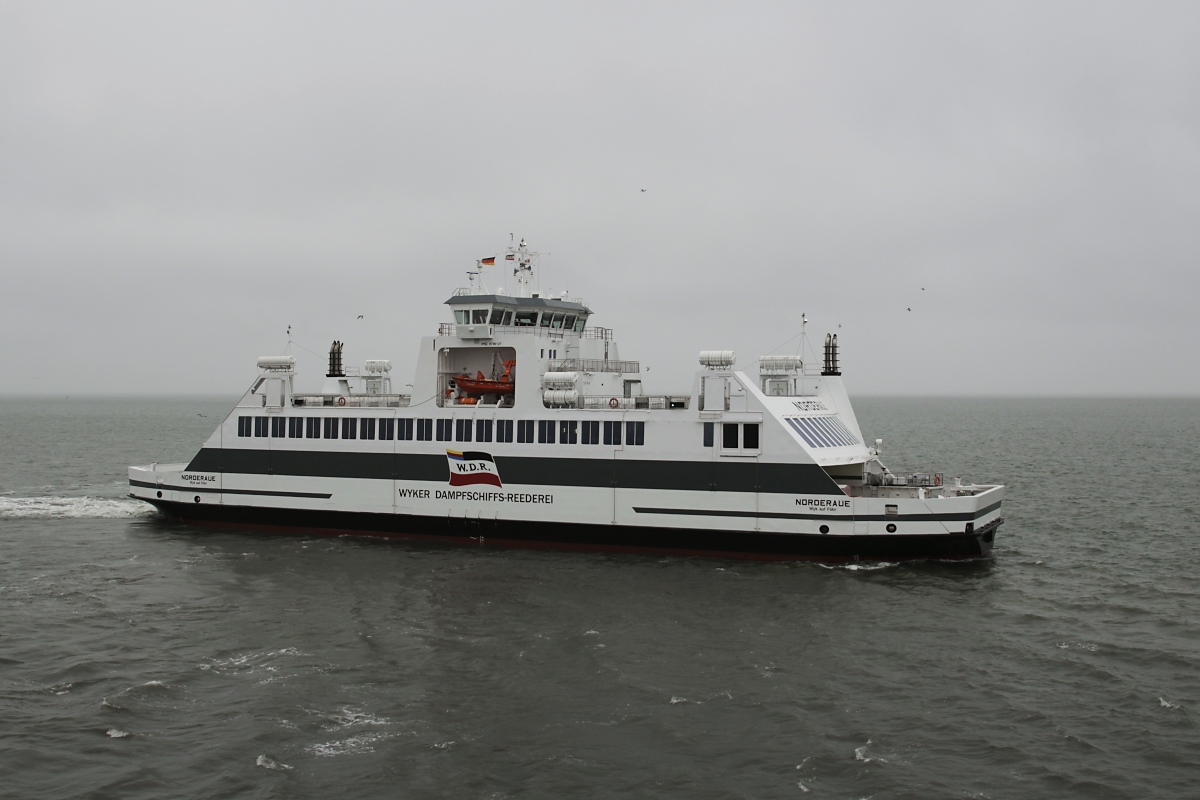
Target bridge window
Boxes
[454,310,468,324]
[489,308,505,324]
[564,315,576,329]
[472,309,488,324]
[550,313,565,329]
[515,311,537,327]
[539,312,552,328]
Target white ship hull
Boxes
[129,448,1002,561]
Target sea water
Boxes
[1,396,1197,799]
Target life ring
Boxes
[609,397,620,408]
[337,396,347,407]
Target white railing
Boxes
[291,394,412,408]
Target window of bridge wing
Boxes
[515,310,538,327]
[539,311,552,328]
[454,310,468,324]
[489,308,506,325]
[563,315,576,331]
[722,423,739,449]
[550,313,565,330]
[574,315,588,332]
[742,423,759,450]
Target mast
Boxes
[509,238,537,297]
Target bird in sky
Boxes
[357,315,364,319]
[640,189,647,192]
[907,307,912,311]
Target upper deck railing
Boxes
[290,394,412,408]
[547,358,639,374]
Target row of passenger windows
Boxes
[236,416,645,446]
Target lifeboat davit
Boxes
[453,359,516,396]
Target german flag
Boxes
[480,256,496,266]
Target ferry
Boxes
[129,238,1003,561]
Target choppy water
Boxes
[1,396,1197,799]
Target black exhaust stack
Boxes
[327,341,345,378]
[821,334,841,376]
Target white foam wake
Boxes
[0,495,153,520]
[256,754,293,771]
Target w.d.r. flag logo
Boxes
[446,450,503,487]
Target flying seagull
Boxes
[640,189,647,192]
[357,315,364,319]
[907,307,911,311]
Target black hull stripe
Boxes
[183,449,845,495]
[129,479,332,500]
[633,500,1003,523]
[135,498,997,562]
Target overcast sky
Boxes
[2,1,1198,397]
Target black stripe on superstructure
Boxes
[136,498,996,562]
[184,449,844,495]
[633,500,1004,523]
[130,479,332,499]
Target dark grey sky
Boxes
[3,1,1198,396]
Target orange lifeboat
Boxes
[453,359,516,396]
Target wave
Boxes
[818,561,899,571]
[0,495,153,520]
[306,731,393,757]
